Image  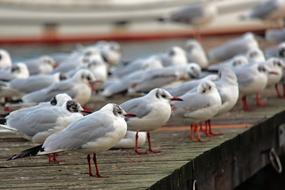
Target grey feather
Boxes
[42,112,115,152]
[120,98,152,118]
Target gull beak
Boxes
[81,110,92,114]
[269,71,279,75]
[170,96,183,101]
[124,112,136,118]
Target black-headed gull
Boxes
[0,49,12,70]
[234,63,275,111]
[8,103,135,177]
[120,88,182,154]
[160,46,188,67]
[2,99,83,144]
[158,2,217,26]
[0,63,29,82]
[263,58,285,97]
[185,39,209,68]
[172,80,222,141]
[208,33,258,62]
[128,64,201,94]
[24,56,56,75]
[242,0,285,24]
[22,69,96,105]
[0,73,66,99]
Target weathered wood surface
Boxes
[0,91,284,189]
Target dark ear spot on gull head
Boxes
[59,73,67,80]
[101,53,109,64]
[257,65,267,73]
[278,48,285,58]
[50,96,57,105]
[66,100,81,113]
[112,104,136,119]
[11,65,20,73]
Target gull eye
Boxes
[86,75,91,81]
[0,54,2,60]
[202,89,206,93]
[161,94,167,98]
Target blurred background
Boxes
[0,0,280,61]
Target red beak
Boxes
[171,96,183,101]
[124,112,136,118]
[81,109,92,115]
[269,71,279,75]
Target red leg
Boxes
[147,132,160,153]
[93,153,103,178]
[134,131,147,155]
[275,84,282,98]
[207,120,223,136]
[83,106,92,113]
[190,124,195,141]
[255,93,267,107]
[52,153,63,163]
[200,122,208,136]
[241,96,250,111]
[48,154,52,163]
[87,154,93,177]
[195,124,202,142]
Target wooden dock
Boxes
[0,91,285,190]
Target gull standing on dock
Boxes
[8,103,135,177]
[234,63,276,111]
[22,69,96,105]
[172,80,222,141]
[120,88,182,154]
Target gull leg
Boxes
[207,120,223,136]
[195,123,204,142]
[275,84,282,98]
[48,154,52,163]
[241,96,250,111]
[201,122,210,137]
[52,153,63,163]
[87,154,93,177]
[190,124,195,141]
[147,132,161,153]
[134,131,147,155]
[255,93,267,107]
[93,153,103,178]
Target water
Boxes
[1,39,186,62]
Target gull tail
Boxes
[201,68,219,73]
[7,144,43,160]
[0,118,6,125]
[0,124,16,131]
